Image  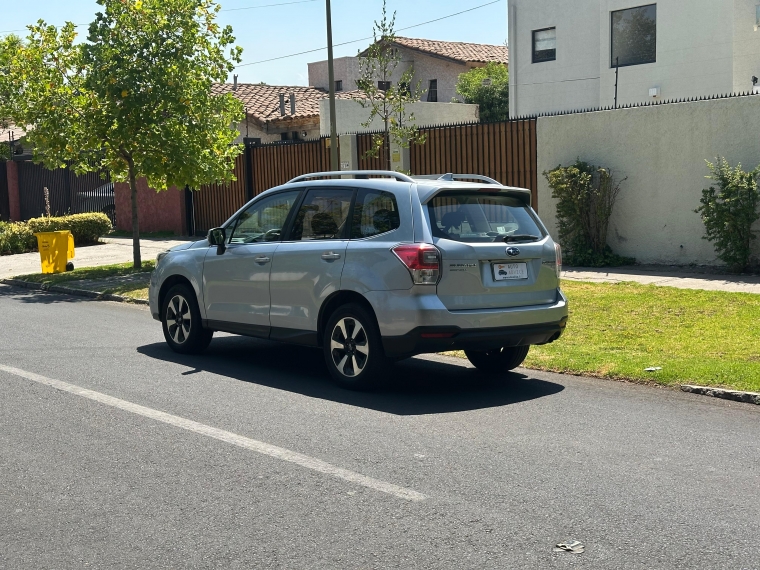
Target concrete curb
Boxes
[680,385,760,405]
[1,278,149,306]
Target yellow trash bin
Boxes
[34,231,75,274]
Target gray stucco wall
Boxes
[536,95,760,265]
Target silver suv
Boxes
[149,171,567,389]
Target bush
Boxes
[695,158,760,272]
[27,213,113,246]
[544,160,634,267]
[0,221,36,255]
[455,62,509,123]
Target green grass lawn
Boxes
[15,261,154,300]
[516,281,760,393]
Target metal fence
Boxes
[0,162,9,221]
[17,161,114,222]
[190,118,540,233]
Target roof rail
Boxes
[288,170,415,184]
[411,173,502,185]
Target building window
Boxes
[427,79,438,102]
[611,4,656,67]
[335,80,343,92]
[377,81,391,91]
[532,27,556,63]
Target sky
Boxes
[1,0,507,86]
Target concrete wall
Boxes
[319,99,479,136]
[233,116,322,144]
[509,0,760,117]
[536,95,760,265]
[114,180,187,235]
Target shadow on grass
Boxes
[137,335,565,416]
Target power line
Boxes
[235,0,504,67]
[0,0,320,35]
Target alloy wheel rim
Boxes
[166,295,192,344]
[330,317,369,378]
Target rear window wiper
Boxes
[503,234,541,243]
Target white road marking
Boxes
[0,364,427,502]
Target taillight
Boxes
[392,243,441,285]
[555,243,562,279]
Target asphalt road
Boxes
[1,284,758,570]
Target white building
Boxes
[508,0,760,117]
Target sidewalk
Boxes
[563,266,760,294]
[0,236,192,278]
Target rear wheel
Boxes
[465,345,530,374]
[323,303,387,390]
[161,284,213,354]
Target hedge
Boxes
[27,213,113,246]
[0,221,37,255]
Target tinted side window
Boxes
[289,188,354,241]
[351,189,400,238]
[228,191,300,244]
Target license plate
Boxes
[493,262,528,281]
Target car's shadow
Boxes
[137,335,564,416]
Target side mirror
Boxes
[207,227,226,254]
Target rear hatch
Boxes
[426,189,559,311]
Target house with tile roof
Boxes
[211,83,357,143]
[308,36,508,104]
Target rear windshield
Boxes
[427,192,544,243]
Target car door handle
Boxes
[254,255,271,264]
[321,251,341,260]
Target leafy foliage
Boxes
[0,221,36,255]
[28,213,113,246]
[695,158,760,272]
[544,160,633,267]
[355,0,426,169]
[455,62,509,123]
[3,0,245,267]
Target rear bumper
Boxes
[382,317,567,359]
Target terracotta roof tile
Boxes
[389,37,508,65]
[211,83,329,124]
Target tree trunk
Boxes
[127,160,141,269]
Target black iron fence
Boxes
[17,161,114,223]
[0,162,9,221]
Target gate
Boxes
[17,161,114,222]
[0,162,9,221]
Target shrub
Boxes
[27,213,113,246]
[0,221,36,255]
[695,158,760,272]
[544,160,633,267]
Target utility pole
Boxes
[614,56,619,109]
[326,0,339,171]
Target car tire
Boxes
[464,345,530,374]
[161,284,213,354]
[323,303,388,390]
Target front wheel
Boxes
[464,345,530,374]
[323,303,388,390]
[161,284,213,354]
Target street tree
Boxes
[355,0,425,170]
[455,62,509,123]
[5,0,244,268]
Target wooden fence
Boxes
[191,118,539,233]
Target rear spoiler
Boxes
[416,184,533,207]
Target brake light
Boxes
[555,243,562,279]
[392,243,441,285]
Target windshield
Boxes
[427,192,545,243]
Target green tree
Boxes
[5,0,244,268]
[0,34,24,161]
[455,62,509,123]
[695,158,760,272]
[355,0,425,170]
